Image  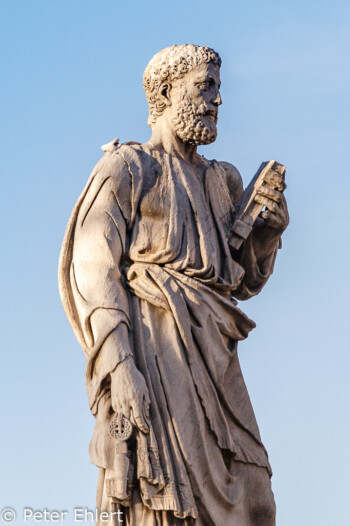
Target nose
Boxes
[212,91,222,106]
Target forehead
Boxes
[182,61,221,84]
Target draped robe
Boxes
[58,140,279,525]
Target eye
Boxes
[197,81,210,91]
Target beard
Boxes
[171,90,218,145]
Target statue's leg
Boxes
[97,469,195,526]
[96,468,124,526]
[122,487,195,526]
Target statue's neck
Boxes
[144,120,199,163]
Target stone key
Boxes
[106,414,133,502]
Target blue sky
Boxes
[1,1,350,524]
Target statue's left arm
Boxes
[222,162,289,300]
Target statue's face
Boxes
[170,62,222,145]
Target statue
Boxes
[58,44,289,526]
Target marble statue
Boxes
[59,44,289,526]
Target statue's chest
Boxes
[138,163,191,223]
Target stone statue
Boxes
[58,44,289,526]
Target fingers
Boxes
[130,396,150,434]
[112,398,149,434]
[111,391,131,420]
[261,210,278,226]
[112,402,131,420]
[264,170,287,192]
[261,199,289,231]
[110,368,151,434]
[256,186,282,203]
[254,194,279,213]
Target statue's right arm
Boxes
[71,151,150,432]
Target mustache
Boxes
[197,108,218,122]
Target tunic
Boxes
[58,139,278,524]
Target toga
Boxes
[59,139,279,525]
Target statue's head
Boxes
[143,44,222,145]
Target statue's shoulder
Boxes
[216,160,244,203]
[100,138,141,165]
[97,138,148,185]
[89,138,131,194]
[101,138,142,155]
[101,137,122,154]
[100,138,154,172]
[95,139,153,224]
[77,139,141,217]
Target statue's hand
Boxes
[254,171,289,233]
[110,356,150,434]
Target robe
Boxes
[58,139,279,525]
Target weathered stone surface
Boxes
[59,44,289,526]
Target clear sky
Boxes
[1,1,349,525]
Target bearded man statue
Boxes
[59,44,289,526]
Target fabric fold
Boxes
[59,143,279,522]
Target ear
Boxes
[157,82,172,107]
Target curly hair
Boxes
[143,44,221,126]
